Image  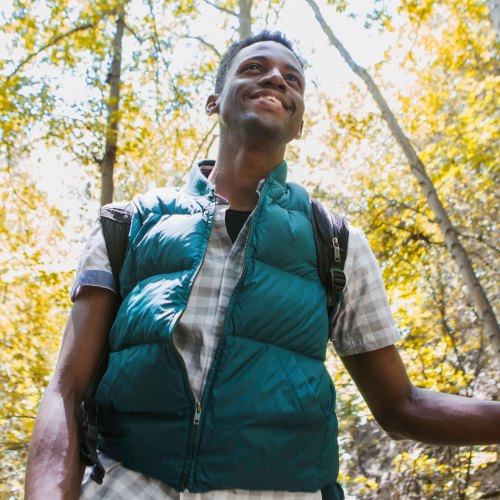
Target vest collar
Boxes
[183,160,216,197]
[263,160,287,188]
[184,159,288,198]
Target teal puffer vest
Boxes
[95,161,340,494]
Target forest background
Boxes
[1,0,499,498]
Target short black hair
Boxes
[214,30,304,94]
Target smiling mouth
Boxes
[254,95,288,110]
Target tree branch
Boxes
[181,35,221,57]
[6,23,94,81]
[190,121,217,168]
[202,0,238,17]
[124,21,147,44]
[4,415,37,419]
[146,0,185,105]
[458,231,500,255]
[5,150,37,211]
[205,132,218,157]
[430,273,471,391]
[305,0,500,354]
[264,0,284,26]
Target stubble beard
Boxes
[230,110,296,149]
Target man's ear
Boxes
[295,120,304,140]
[205,94,220,115]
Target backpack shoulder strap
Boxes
[80,201,133,485]
[310,199,349,500]
[99,201,134,294]
[310,198,349,324]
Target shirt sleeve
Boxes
[330,225,401,356]
[70,220,116,302]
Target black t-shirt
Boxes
[225,208,251,243]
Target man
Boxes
[25,31,500,499]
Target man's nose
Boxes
[260,68,286,90]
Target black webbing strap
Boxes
[80,201,133,484]
[321,482,345,500]
[310,198,349,326]
[311,199,348,500]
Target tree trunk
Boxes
[238,0,252,39]
[305,0,500,355]
[100,4,125,206]
[486,0,500,40]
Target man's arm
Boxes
[341,344,500,445]
[25,286,118,499]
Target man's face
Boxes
[207,41,305,144]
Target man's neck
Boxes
[209,139,286,211]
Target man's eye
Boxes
[286,74,300,85]
[246,63,262,71]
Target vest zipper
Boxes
[183,204,254,491]
[193,401,202,425]
[183,400,202,489]
[184,217,254,485]
[174,197,215,491]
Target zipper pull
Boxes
[332,237,341,262]
[193,401,202,425]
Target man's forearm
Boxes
[25,386,85,499]
[387,386,500,445]
[342,346,500,446]
[26,288,117,498]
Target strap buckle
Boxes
[329,267,346,293]
[80,400,105,484]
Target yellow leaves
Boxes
[1,0,498,496]
[392,446,499,498]
[400,0,435,23]
[326,0,347,11]
[0,157,74,492]
[351,475,378,495]
[315,2,498,495]
[174,0,201,16]
[0,271,70,493]
[395,452,444,474]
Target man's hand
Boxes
[341,345,500,445]
[25,286,118,499]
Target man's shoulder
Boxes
[344,223,372,261]
[133,185,182,206]
[346,223,365,240]
[128,186,193,220]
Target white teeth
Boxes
[257,95,282,106]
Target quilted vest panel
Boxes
[95,162,340,495]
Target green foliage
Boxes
[1,0,224,205]
[0,0,498,497]
[315,0,499,497]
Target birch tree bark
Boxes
[238,0,253,39]
[305,0,500,355]
[100,3,126,206]
[486,0,500,39]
